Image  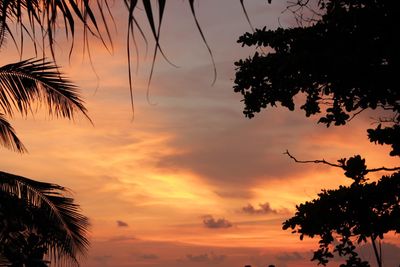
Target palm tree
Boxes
[0,58,90,266]
[0,171,90,267]
[1,5,91,261]
[0,59,90,265]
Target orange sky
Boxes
[0,1,399,267]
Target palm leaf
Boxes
[0,0,221,115]
[0,113,26,152]
[0,171,90,265]
[0,0,104,57]
[0,58,90,120]
[188,0,216,85]
[0,0,259,117]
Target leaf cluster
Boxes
[368,124,400,157]
[234,0,399,126]
[283,171,400,266]
[339,155,367,184]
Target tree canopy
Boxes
[283,154,400,266]
[234,0,399,154]
[235,0,398,120]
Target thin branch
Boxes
[367,166,400,173]
[347,108,366,122]
[284,150,342,168]
[285,150,400,173]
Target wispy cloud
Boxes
[138,253,159,260]
[275,251,304,261]
[94,255,112,266]
[186,253,227,264]
[107,235,136,242]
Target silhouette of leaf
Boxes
[188,0,216,85]
[0,171,89,265]
[0,114,26,153]
[0,58,90,121]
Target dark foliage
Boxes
[1,2,91,264]
[283,170,400,266]
[234,0,399,156]
[235,1,400,266]
[0,171,90,266]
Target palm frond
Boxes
[0,0,220,115]
[0,113,27,153]
[0,0,104,56]
[0,171,90,265]
[0,255,10,267]
[0,58,90,121]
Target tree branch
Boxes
[371,236,382,267]
[284,150,342,168]
[347,108,366,122]
[284,150,400,173]
[367,166,400,173]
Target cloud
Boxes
[116,220,129,227]
[138,253,159,260]
[186,253,226,264]
[357,242,400,266]
[275,252,304,261]
[107,235,137,242]
[202,215,233,229]
[94,255,112,265]
[214,189,253,199]
[241,202,278,215]
[150,63,324,192]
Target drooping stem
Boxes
[371,236,382,267]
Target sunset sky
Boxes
[0,1,399,266]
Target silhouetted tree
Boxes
[1,2,91,265]
[283,153,400,266]
[234,0,398,152]
[0,59,90,265]
[234,1,399,266]
[0,172,89,266]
